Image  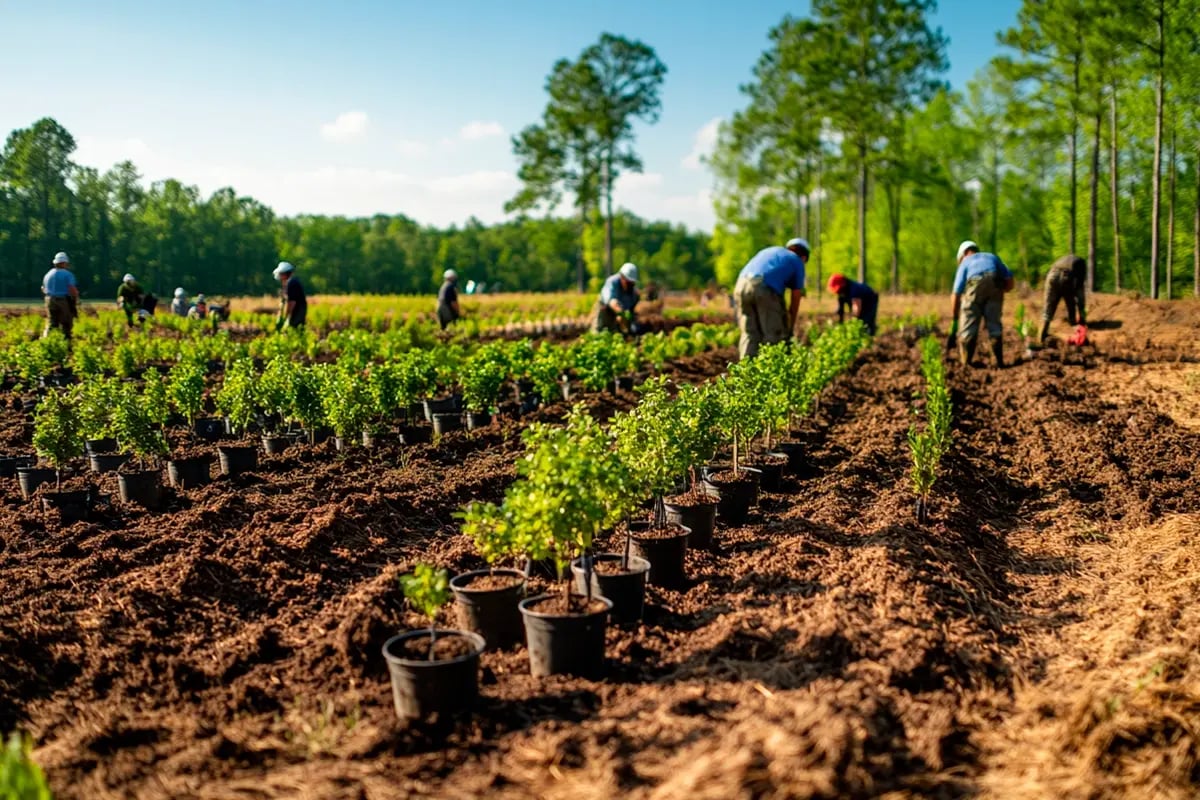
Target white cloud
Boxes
[459,120,505,141]
[682,117,722,170]
[618,172,664,192]
[396,138,430,158]
[320,111,369,142]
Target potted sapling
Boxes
[528,343,569,404]
[515,408,619,678]
[706,368,764,526]
[454,502,529,649]
[322,362,370,451]
[291,364,331,445]
[394,351,433,444]
[660,382,722,550]
[75,378,118,456]
[166,361,213,489]
[381,564,486,723]
[421,347,463,425]
[112,381,167,508]
[215,359,259,475]
[776,343,814,473]
[258,356,298,455]
[741,343,791,491]
[506,339,537,413]
[459,344,508,430]
[609,376,692,591]
[29,389,89,516]
[363,361,402,447]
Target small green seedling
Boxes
[0,731,52,800]
[399,564,451,659]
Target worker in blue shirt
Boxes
[41,251,80,341]
[949,240,1014,367]
[827,273,878,335]
[734,238,809,359]
[592,262,640,334]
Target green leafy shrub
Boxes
[460,344,509,413]
[321,362,370,443]
[71,378,116,441]
[908,335,952,522]
[215,359,258,436]
[32,390,82,489]
[167,362,205,427]
[112,382,168,467]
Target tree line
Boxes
[0,118,713,300]
[711,0,1200,299]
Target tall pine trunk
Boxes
[1109,87,1122,291]
[857,143,868,283]
[1149,0,1165,299]
[1166,124,1176,300]
[1069,55,1080,254]
[1088,105,1101,292]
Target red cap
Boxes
[827,273,848,293]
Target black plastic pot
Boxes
[465,410,492,430]
[628,521,691,589]
[42,488,93,522]
[89,453,131,474]
[751,453,788,492]
[519,594,612,678]
[571,554,650,625]
[612,375,635,393]
[0,455,35,478]
[193,418,226,441]
[362,429,401,448]
[17,466,55,500]
[664,494,719,550]
[217,444,258,476]
[382,629,486,722]
[85,437,117,455]
[450,568,527,649]
[399,425,432,446]
[118,469,161,508]
[776,441,805,473]
[422,396,459,423]
[167,455,212,489]
[706,467,762,526]
[261,434,293,456]
[432,412,463,436]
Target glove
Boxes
[950,319,959,336]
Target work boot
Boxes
[959,338,977,367]
[1039,320,1051,346]
[991,339,1004,368]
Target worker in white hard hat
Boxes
[41,251,79,340]
[116,273,147,328]
[272,261,307,331]
[592,262,641,334]
[437,269,462,330]
[949,240,1014,367]
[171,287,189,317]
[733,238,810,359]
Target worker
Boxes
[1040,254,1087,345]
[117,273,147,328]
[272,261,307,331]
[733,238,809,359]
[592,262,640,334]
[827,273,878,335]
[437,269,462,330]
[187,293,209,320]
[41,251,79,340]
[171,287,189,317]
[949,240,1014,368]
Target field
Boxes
[2,292,1199,799]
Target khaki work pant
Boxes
[959,272,1004,346]
[1042,268,1084,325]
[43,296,75,340]
[591,300,622,334]
[735,275,788,359]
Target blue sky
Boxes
[0,0,1020,231]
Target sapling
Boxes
[72,378,116,443]
[291,365,328,442]
[321,362,370,445]
[258,357,297,432]
[399,563,451,660]
[908,336,952,523]
[460,344,509,414]
[216,359,258,436]
[112,382,169,469]
[0,731,52,800]
[528,344,567,405]
[32,390,83,490]
[167,362,205,429]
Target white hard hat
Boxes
[785,238,810,254]
[123,273,135,283]
[174,287,185,298]
[197,293,206,302]
[52,252,70,265]
[956,240,979,261]
[273,261,295,278]
[444,269,458,281]
[619,262,639,283]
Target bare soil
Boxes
[1,295,1198,798]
